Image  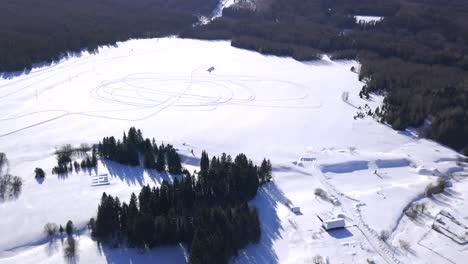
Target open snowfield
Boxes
[0,38,467,264]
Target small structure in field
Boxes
[91,173,110,186]
[291,207,301,214]
[329,195,340,206]
[207,66,215,73]
[300,157,315,162]
[322,218,346,231]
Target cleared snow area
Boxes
[211,0,236,18]
[355,16,384,24]
[0,38,467,263]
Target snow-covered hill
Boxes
[0,38,466,263]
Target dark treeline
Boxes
[98,127,182,174]
[0,0,218,72]
[90,151,272,263]
[359,57,468,150]
[182,0,400,58]
[183,0,468,152]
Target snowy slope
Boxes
[0,38,467,263]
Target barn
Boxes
[317,212,346,231]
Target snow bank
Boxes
[320,161,369,174]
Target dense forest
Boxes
[98,127,183,174]
[0,0,218,72]
[90,150,272,263]
[183,0,468,153]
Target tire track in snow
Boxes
[0,67,323,137]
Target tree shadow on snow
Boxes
[430,194,452,207]
[179,153,200,167]
[272,164,312,176]
[442,188,463,200]
[46,237,60,256]
[57,171,70,180]
[234,182,285,264]
[398,130,419,140]
[35,176,45,184]
[326,227,353,239]
[101,160,145,186]
[146,169,174,185]
[100,243,188,264]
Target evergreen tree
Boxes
[155,149,166,172]
[144,151,157,169]
[259,158,272,184]
[92,150,265,264]
[92,146,98,166]
[166,146,182,174]
[66,220,74,236]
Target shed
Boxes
[207,66,215,73]
[322,218,345,230]
[291,207,301,214]
[329,195,340,206]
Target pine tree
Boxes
[259,158,272,184]
[167,147,182,174]
[144,151,156,169]
[92,146,97,166]
[66,220,74,236]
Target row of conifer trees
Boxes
[90,150,272,263]
[98,127,182,174]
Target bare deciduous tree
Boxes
[313,254,325,264]
[11,176,22,197]
[379,230,390,242]
[44,222,59,237]
[399,239,411,250]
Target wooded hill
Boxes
[0,0,218,72]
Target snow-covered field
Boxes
[0,38,467,263]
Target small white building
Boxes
[329,195,340,206]
[322,218,345,230]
